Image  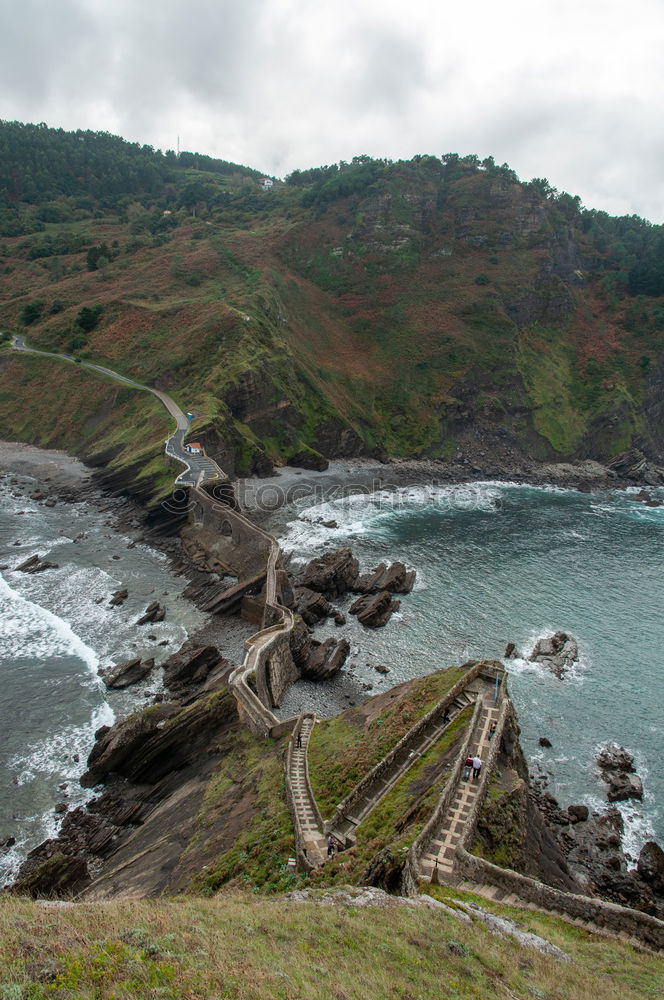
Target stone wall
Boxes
[186,489,273,580]
[456,849,664,951]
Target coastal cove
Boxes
[0,442,254,885]
[252,466,664,857]
[1,436,663,921]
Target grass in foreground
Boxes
[0,891,660,1000]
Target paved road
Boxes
[9,335,223,486]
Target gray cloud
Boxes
[0,0,663,220]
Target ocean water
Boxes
[274,480,664,859]
[0,473,205,884]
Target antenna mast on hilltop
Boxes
[177,135,180,159]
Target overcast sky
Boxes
[1,0,663,221]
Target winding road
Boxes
[10,335,221,486]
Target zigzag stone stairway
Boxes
[420,688,502,883]
[329,687,479,846]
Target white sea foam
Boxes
[0,572,100,672]
[280,481,509,559]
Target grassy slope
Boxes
[308,667,466,817]
[2,162,662,492]
[0,891,660,1000]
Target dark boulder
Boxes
[135,601,165,626]
[353,561,416,595]
[298,548,360,597]
[504,642,518,659]
[567,804,589,823]
[302,638,350,680]
[162,644,227,695]
[349,590,400,628]
[294,586,334,625]
[605,772,643,803]
[538,737,553,748]
[287,449,329,471]
[637,841,664,893]
[529,631,578,678]
[11,850,89,898]
[101,657,155,690]
[109,588,128,607]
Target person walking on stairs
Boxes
[463,756,473,780]
[296,730,303,749]
[472,755,482,781]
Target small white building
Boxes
[260,177,274,191]
[186,442,202,454]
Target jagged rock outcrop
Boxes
[596,743,644,802]
[109,588,128,606]
[100,657,154,689]
[297,549,417,601]
[298,548,360,597]
[529,631,578,678]
[608,448,664,485]
[353,561,416,595]
[15,553,59,573]
[294,586,334,625]
[162,643,229,696]
[638,841,664,894]
[349,590,400,628]
[10,850,89,898]
[135,601,165,625]
[287,449,329,471]
[289,618,313,670]
[81,690,235,788]
[301,637,350,680]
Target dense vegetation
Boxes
[1,120,663,504]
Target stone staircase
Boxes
[420,692,502,883]
[287,715,327,867]
[329,687,479,845]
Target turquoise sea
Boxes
[275,479,664,860]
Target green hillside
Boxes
[1,123,663,503]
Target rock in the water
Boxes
[294,586,334,625]
[135,601,165,625]
[302,638,350,680]
[109,588,128,607]
[298,548,360,597]
[529,631,578,678]
[15,554,59,574]
[101,657,155,689]
[539,737,552,748]
[605,772,643,803]
[567,804,589,822]
[595,744,643,802]
[596,743,635,772]
[504,642,518,659]
[349,590,400,628]
[353,561,416,595]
